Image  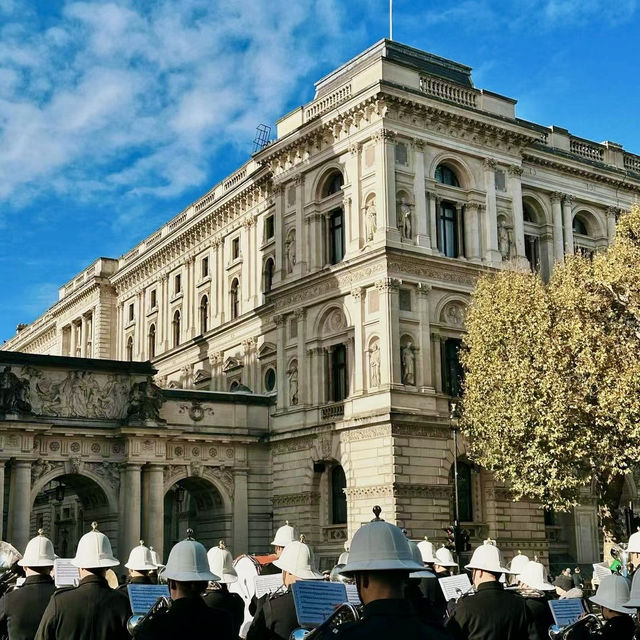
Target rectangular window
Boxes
[175,274,181,295]
[331,344,348,402]
[289,318,298,339]
[128,303,134,322]
[442,338,464,396]
[399,289,412,311]
[494,169,506,191]
[437,202,459,258]
[395,142,408,166]
[264,215,275,240]
[202,256,209,278]
[329,210,344,264]
[150,289,157,309]
[232,237,240,260]
[525,235,540,273]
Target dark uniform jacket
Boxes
[446,581,535,640]
[260,563,281,576]
[246,589,298,640]
[0,574,56,640]
[518,590,555,640]
[203,587,245,638]
[570,613,635,640]
[134,595,233,640]
[327,598,452,640]
[117,575,153,593]
[34,574,130,640]
[420,575,449,623]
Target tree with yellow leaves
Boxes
[461,205,640,540]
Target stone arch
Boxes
[314,304,351,338]
[572,207,605,238]
[522,192,551,226]
[396,187,414,204]
[430,153,474,190]
[162,466,233,515]
[436,296,468,328]
[314,165,345,200]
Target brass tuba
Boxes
[127,595,171,636]
[289,603,361,640]
[548,613,603,639]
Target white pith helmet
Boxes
[125,540,157,571]
[18,529,56,567]
[339,507,424,576]
[624,567,640,607]
[149,547,163,568]
[164,530,219,582]
[518,560,554,591]
[417,536,436,564]
[434,545,458,568]
[509,550,530,575]
[464,539,512,575]
[271,521,297,547]
[207,541,238,584]
[71,522,119,569]
[590,574,634,615]
[273,535,322,580]
[409,541,436,579]
[628,527,640,553]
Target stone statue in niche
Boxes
[397,198,412,240]
[498,219,512,260]
[288,362,298,406]
[285,229,296,273]
[401,342,415,386]
[369,342,381,387]
[365,203,377,242]
[126,376,166,424]
[0,366,32,414]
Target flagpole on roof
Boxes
[389,0,393,40]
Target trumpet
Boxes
[548,613,603,639]
[127,595,171,636]
[289,603,361,640]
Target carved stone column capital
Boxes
[508,165,523,177]
[484,158,497,170]
[550,191,563,204]
[416,282,432,296]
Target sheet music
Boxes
[592,563,612,582]
[53,559,80,587]
[292,581,347,627]
[438,574,472,601]
[254,573,284,599]
[345,583,361,605]
[548,598,586,627]
[127,584,170,615]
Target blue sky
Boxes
[2,0,639,343]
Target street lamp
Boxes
[54,482,66,504]
[449,399,462,555]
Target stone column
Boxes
[242,218,253,305]
[351,288,364,395]
[70,321,78,358]
[232,469,248,555]
[432,333,443,393]
[274,315,286,409]
[345,145,360,255]
[551,192,565,263]
[159,274,168,351]
[294,175,306,274]
[428,191,439,253]
[417,283,433,389]
[606,206,618,241]
[273,184,285,283]
[80,315,88,358]
[508,165,527,264]
[563,195,574,255]
[186,256,196,338]
[374,129,399,239]
[464,203,481,261]
[116,304,124,359]
[413,140,429,248]
[120,463,141,558]
[455,204,465,259]
[0,460,6,540]
[376,278,401,386]
[483,159,501,264]
[7,460,31,552]
[214,240,223,324]
[137,289,144,357]
[295,310,307,405]
[143,465,164,563]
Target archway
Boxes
[31,474,115,558]
[164,476,229,558]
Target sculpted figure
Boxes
[370,343,381,387]
[286,230,296,273]
[401,342,415,386]
[498,219,511,260]
[366,203,377,242]
[288,364,298,406]
[127,376,166,423]
[0,366,32,414]
[398,198,412,240]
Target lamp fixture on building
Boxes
[54,482,66,504]
[175,484,186,511]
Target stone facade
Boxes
[4,40,640,569]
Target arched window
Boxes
[230,278,240,320]
[264,368,276,392]
[450,460,473,522]
[523,201,541,274]
[148,324,156,359]
[573,213,596,258]
[172,310,181,348]
[199,296,208,334]
[322,171,344,198]
[264,258,274,293]
[331,465,348,524]
[126,336,133,361]
[435,164,460,187]
[230,380,240,392]
[329,209,344,264]
[573,216,589,236]
[330,344,348,402]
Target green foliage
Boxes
[460,205,640,514]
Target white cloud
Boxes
[0,0,359,214]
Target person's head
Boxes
[274,538,322,585]
[163,532,219,599]
[19,529,56,577]
[125,541,157,578]
[353,570,407,604]
[553,574,573,597]
[168,579,208,599]
[79,567,107,580]
[590,574,633,619]
[271,522,297,558]
[464,539,511,588]
[70,522,119,575]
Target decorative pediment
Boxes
[257,342,277,359]
[223,357,243,373]
[167,380,183,389]
[193,369,211,385]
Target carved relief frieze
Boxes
[31,458,65,483]
[341,425,392,442]
[391,425,450,439]
[388,258,480,287]
[344,484,394,499]
[272,491,320,507]
[272,436,315,455]
[85,461,120,490]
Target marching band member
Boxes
[203,541,245,637]
[405,541,445,629]
[247,536,322,640]
[118,540,157,591]
[415,537,447,622]
[507,551,529,587]
[623,568,640,639]
[34,522,130,640]
[515,559,555,640]
[325,509,451,639]
[0,530,56,640]
[446,539,533,640]
[134,531,233,640]
[628,528,640,576]
[580,574,635,640]
[261,522,297,576]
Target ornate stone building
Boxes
[4,40,640,569]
